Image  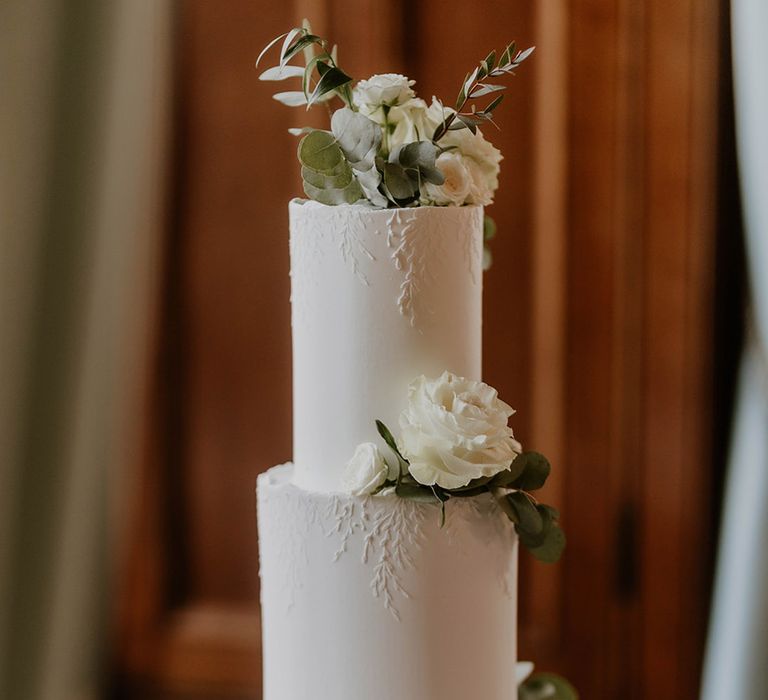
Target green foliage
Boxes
[331,108,388,207]
[257,23,354,110]
[432,41,534,142]
[509,452,551,491]
[379,141,445,206]
[371,418,565,564]
[519,673,579,700]
[297,130,362,205]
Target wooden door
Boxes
[115,1,722,698]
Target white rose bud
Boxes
[422,152,473,206]
[399,372,522,489]
[353,73,416,113]
[341,442,389,496]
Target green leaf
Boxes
[281,33,324,66]
[256,30,291,68]
[302,178,362,205]
[309,63,352,106]
[484,49,497,71]
[331,108,381,169]
[483,214,497,240]
[470,83,506,98]
[301,165,354,189]
[375,420,409,465]
[273,91,308,106]
[395,141,445,185]
[514,46,536,65]
[355,166,388,208]
[518,523,566,564]
[483,245,493,271]
[483,93,505,114]
[519,672,578,700]
[381,162,419,203]
[259,64,305,81]
[298,130,344,173]
[395,482,439,503]
[507,491,543,534]
[517,504,553,547]
[509,452,551,491]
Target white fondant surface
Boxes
[258,464,518,700]
[289,200,483,492]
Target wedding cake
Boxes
[256,26,573,700]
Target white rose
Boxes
[387,97,440,147]
[341,442,389,495]
[439,126,502,206]
[421,152,473,206]
[399,372,522,489]
[353,73,416,114]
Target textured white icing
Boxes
[258,464,518,699]
[289,200,484,492]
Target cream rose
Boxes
[399,372,522,489]
[441,127,502,205]
[353,73,416,113]
[422,152,473,206]
[341,442,389,495]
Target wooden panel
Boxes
[116,0,722,697]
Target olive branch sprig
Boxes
[432,42,535,142]
[256,24,355,110]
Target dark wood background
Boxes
[115,1,723,698]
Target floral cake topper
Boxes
[343,371,566,565]
[257,23,533,211]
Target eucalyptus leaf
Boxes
[396,141,444,185]
[509,452,551,491]
[524,522,566,564]
[354,166,388,208]
[301,165,354,189]
[519,673,578,700]
[331,108,381,169]
[507,491,543,534]
[288,127,314,136]
[382,162,419,203]
[298,130,344,173]
[484,214,497,240]
[517,504,554,548]
[483,246,493,271]
[302,178,362,205]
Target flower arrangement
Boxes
[343,372,566,565]
[258,24,533,265]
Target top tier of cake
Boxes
[289,200,484,492]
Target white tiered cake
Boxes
[257,201,518,699]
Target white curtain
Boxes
[0,1,171,698]
[701,0,768,698]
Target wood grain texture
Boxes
[115,0,722,697]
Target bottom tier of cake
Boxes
[257,463,518,700]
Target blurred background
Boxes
[1,0,766,699]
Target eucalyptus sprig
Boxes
[432,42,535,141]
[257,24,355,109]
[373,420,566,563]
